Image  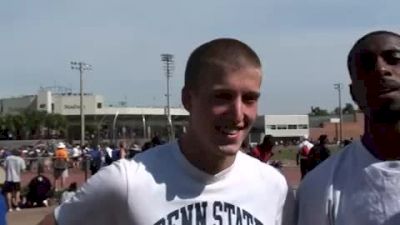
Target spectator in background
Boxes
[119,142,127,159]
[111,142,127,161]
[249,135,275,163]
[71,145,81,169]
[4,149,26,212]
[141,135,165,152]
[60,182,78,204]
[88,146,102,175]
[53,143,69,191]
[296,135,314,179]
[307,134,331,171]
[103,145,113,165]
[127,144,141,159]
[26,174,52,208]
[0,193,7,225]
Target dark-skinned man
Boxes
[296,30,400,225]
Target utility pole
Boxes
[161,54,175,141]
[71,61,92,148]
[334,83,343,145]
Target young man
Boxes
[39,38,288,225]
[53,143,69,191]
[249,134,275,163]
[296,31,400,225]
[4,149,26,212]
[296,135,313,179]
[306,134,330,171]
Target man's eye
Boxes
[383,51,400,65]
[214,93,232,100]
[359,53,376,71]
[243,94,259,104]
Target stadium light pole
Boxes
[334,83,343,145]
[161,54,175,141]
[71,61,92,148]
[112,111,119,146]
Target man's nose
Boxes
[229,99,244,123]
[375,57,392,77]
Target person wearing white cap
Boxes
[296,134,314,179]
[53,142,69,191]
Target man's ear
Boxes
[349,83,364,111]
[182,86,191,112]
[349,84,356,103]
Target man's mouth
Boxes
[215,126,245,135]
[376,79,400,96]
[377,87,400,96]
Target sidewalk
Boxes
[8,206,55,225]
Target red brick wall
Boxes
[310,113,364,142]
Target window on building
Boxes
[277,125,287,130]
[39,104,46,109]
[97,103,102,109]
[266,125,276,130]
[288,124,297,129]
[298,124,308,129]
[51,103,54,113]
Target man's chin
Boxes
[370,107,400,123]
[217,144,241,156]
[372,110,400,124]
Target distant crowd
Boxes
[0,135,167,214]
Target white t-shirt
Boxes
[296,139,400,225]
[72,147,81,158]
[55,142,288,225]
[5,155,26,182]
[297,141,313,153]
[105,147,113,158]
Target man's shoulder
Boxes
[299,142,357,193]
[132,142,178,169]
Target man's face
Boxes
[183,66,261,157]
[350,34,400,122]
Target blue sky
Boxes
[1,0,400,114]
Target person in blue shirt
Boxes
[0,193,7,225]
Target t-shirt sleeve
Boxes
[17,157,26,171]
[281,186,296,225]
[270,170,289,225]
[54,159,131,225]
[296,166,332,225]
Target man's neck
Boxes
[178,133,236,175]
[364,117,400,160]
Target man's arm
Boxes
[20,157,26,171]
[44,159,129,225]
[37,213,56,225]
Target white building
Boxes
[0,88,310,143]
[262,115,310,143]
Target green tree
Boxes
[3,114,15,138]
[45,113,67,138]
[342,103,355,114]
[11,114,28,139]
[0,115,4,130]
[309,106,329,116]
[24,110,47,139]
[333,103,356,115]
